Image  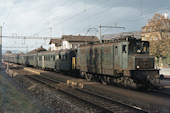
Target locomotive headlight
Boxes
[137,66,140,69]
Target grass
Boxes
[0,74,40,113]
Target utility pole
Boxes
[0,26,2,69]
[99,24,102,43]
[26,45,28,53]
[49,27,52,39]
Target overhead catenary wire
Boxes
[38,0,109,35]
[102,1,170,25]
[32,0,73,35]
[72,0,170,36]
[23,0,170,37]
[1,0,170,42]
[5,0,17,21]
[61,0,129,32]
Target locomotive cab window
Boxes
[128,41,149,54]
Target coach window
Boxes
[65,54,68,61]
[56,55,59,60]
[51,55,53,60]
[122,45,127,53]
[63,55,65,61]
[115,46,118,55]
[53,55,55,61]
[48,55,50,61]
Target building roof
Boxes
[102,31,142,40]
[49,38,61,46]
[61,35,99,42]
[27,46,46,54]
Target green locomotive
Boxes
[76,36,160,87]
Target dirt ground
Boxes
[0,74,40,113]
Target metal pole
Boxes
[26,45,28,53]
[99,25,125,43]
[99,24,101,43]
[6,55,9,72]
[0,26,2,69]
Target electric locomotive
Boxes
[76,36,160,88]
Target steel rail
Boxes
[148,89,170,97]
[25,75,113,112]
[26,74,149,113]
[76,87,149,113]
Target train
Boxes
[3,36,162,88]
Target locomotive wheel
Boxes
[101,76,108,85]
[80,72,85,78]
[126,78,137,88]
[85,73,93,81]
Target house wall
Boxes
[50,43,61,51]
[50,40,95,51]
[62,40,72,50]
[61,41,89,50]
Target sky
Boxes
[0,0,170,53]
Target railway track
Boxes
[148,89,170,98]
[4,64,169,112]
[24,73,149,113]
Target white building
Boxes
[49,39,62,51]
[49,35,99,50]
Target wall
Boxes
[62,40,72,50]
[50,43,61,51]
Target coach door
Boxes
[114,44,120,69]
[42,56,44,68]
[56,54,60,71]
[121,42,128,69]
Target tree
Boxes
[142,13,170,59]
